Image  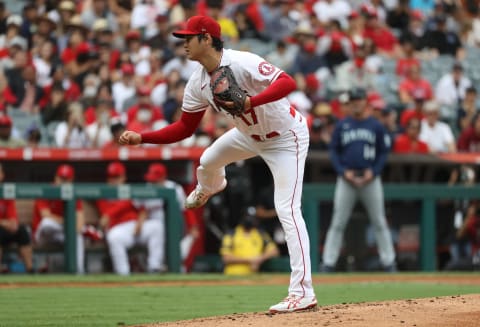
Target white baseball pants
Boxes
[106,219,164,275]
[196,112,315,298]
[35,217,85,274]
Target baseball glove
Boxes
[210,65,247,116]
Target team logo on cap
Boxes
[258,62,274,76]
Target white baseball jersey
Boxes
[133,180,186,222]
[182,49,295,137]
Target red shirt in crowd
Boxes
[398,79,433,101]
[400,109,424,128]
[393,134,429,154]
[457,127,480,152]
[363,27,397,52]
[95,199,139,229]
[0,199,17,222]
[32,199,83,234]
[396,58,420,77]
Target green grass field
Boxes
[0,273,479,327]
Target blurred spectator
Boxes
[309,117,331,151]
[205,0,239,44]
[398,64,433,105]
[457,113,480,152]
[363,8,399,57]
[399,92,426,128]
[262,0,297,43]
[85,99,114,148]
[41,83,68,125]
[53,1,77,53]
[317,19,353,71]
[103,120,126,148]
[81,0,118,32]
[423,14,463,58]
[25,124,43,148]
[162,41,200,82]
[393,117,429,153]
[112,63,136,113]
[0,115,26,148]
[445,166,478,271]
[395,39,421,78]
[386,0,411,33]
[126,86,165,134]
[0,163,33,273]
[146,14,175,61]
[265,40,295,74]
[4,51,45,112]
[49,66,81,102]
[335,41,377,92]
[457,86,479,131]
[96,161,163,275]
[346,10,365,48]
[232,1,266,40]
[0,2,7,35]
[35,12,57,40]
[398,9,428,52]
[220,208,279,275]
[20,2,39,45]
[54,101,91,148]
[419,100,456,153]
[130,0,164,39]
[435,62,472,112]
[32,39,58,88]
[291,37,327,77]
[445,199,480,271]
[32,164,87,274]
[369,94,401,140]
[363,38,384,74]
[134,162,201,272]
[125,29,151,77]
[312,0,351,29]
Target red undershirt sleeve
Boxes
[249,72,297,108]
[140,110,206,144]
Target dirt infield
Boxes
[133,275,480,327]
[142,294,480,327]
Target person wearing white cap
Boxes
[419,100,457,153]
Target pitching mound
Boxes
[141,294,480,327]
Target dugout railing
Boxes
[0,183,183,273]
[1,183,479,273]
[303,183,480,272]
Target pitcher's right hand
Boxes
[119,130,141,145]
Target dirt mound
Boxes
[140,294,480,327]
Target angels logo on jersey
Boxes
[258,62,275,76]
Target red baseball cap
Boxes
[107,161,126,178]
[56,164,75,180]
[137,85,151,96]
[144,163,167,182]
[121,63,135,75]
[0,115,12,127]
[172,15,221,39]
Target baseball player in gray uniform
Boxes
[119,15,316,313]
[322,88,396,272]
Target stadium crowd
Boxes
[2,0,480,273]
[0,0,479,153]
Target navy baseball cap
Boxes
[348,88,367,100]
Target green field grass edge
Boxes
[1,272,479,284]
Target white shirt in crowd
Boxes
[54,122,91,148]
[419,119,455,153]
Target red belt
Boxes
[250,106,299,142]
